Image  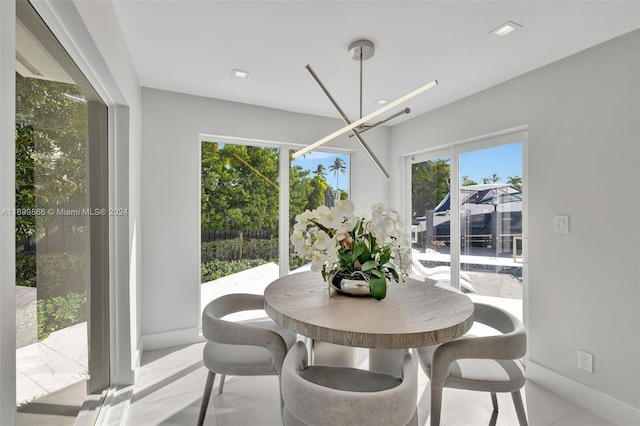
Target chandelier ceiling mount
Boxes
[292,39,438,178]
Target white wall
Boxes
[391,30,640,422]
[140,88,390,344]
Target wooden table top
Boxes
[264,271,474,349]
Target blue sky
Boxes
[459,142,522,184]
[291,142,522,191]
[291,150,351,191]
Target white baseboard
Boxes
[131,346,142,384]
[94,386,133,426]
[141,327,203,352]
[528,361,640,425]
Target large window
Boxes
[200,140,350,309]
[15,1,109,414]
[200,141,280,309]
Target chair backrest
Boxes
[282,341,417,426]
[201,293,289,375]
[202,293,265,343]
[472,302,525,337]
[430,302,526,388]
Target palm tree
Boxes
[507,175,523,190]
[329,157,346,190]
[482,173,501,184]
[461,175,477,186]
[313,164,327,179]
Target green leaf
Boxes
[369,268,383,278]
[360,260,378,271]
[352,242,365,259]
[369,275,387,300]
[379,246,391,264]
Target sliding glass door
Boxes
[409,131,525,305]
[458,140,524,299]
[409,150,455,287]
[15,0,109,413]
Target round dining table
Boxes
[264,271,474,373]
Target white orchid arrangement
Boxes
[291,200,411,300]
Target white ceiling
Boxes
[112,1,640,124]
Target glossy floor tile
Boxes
[16,379,86,426]
[124,343,614,426]
[16,322,88,406]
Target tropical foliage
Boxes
[411,159,451,219]
[37,293,87,341]
[15,72,88,245]
[328,157,347,190]
[15,73,89,341]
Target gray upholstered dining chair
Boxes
[415,302,528,426]
[197,293,297,426]
[281,340,418,426]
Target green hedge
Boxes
[201,258,273,283]
[200,239,310,283]
[201,238,278,262]
[16,251,36,287]
[15,252,86,299]
[289,255,307,271]
[37,292,87,341]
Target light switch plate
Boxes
[554,215,569,233]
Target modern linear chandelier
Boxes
[292,39,438,178]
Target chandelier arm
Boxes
[302,64,390,178]
[348,108,411,138]
[292,78,438,160]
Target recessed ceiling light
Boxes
[490,21,523,36]
[231,69,250,79]
[375,99,389,105]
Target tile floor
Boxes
[17,322,88,406]
[16,379,86,426]
[14,262,617,425]
[123,342,614,426]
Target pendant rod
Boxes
[359,49,363,121]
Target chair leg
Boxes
[197,371,216,426]
[218,374,226,394]
[430,386,443,426]
[491,392,498,411]
[511,390,528,426]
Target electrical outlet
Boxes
[578,349,593,373]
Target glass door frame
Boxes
[405,128,528,299]
[406,148,461,288]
